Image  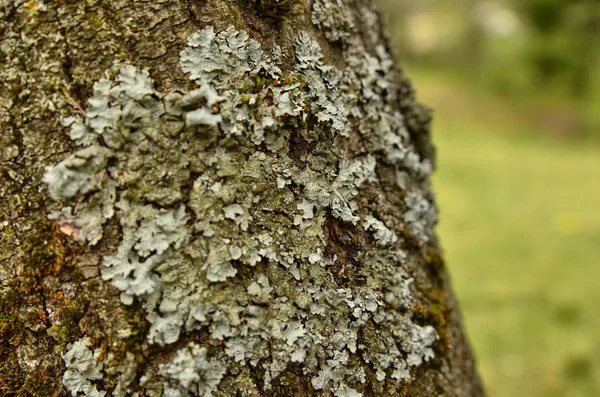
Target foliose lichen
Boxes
[158,342,226,397]
[311,0,356,46]
[61,338,106,397]
[45,25,440,396]
[296,155,377,225]
[363,215,398,247]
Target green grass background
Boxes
[405,69,600,396]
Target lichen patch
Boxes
[44,26,440,397]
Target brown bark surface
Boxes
[0,1,485,396]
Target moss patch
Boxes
[120,301,150,365]
[0,221,80,396]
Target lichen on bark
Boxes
[0,1,485,396]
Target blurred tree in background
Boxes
[377,0,600,136]
[518,0,599,118]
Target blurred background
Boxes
[371,0,600,396]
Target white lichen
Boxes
[403,190,438,244]
[43,146,113,200]
[297,155,376,225]
[363,215,398,247]
[180,26,263,87]
[61,338,106,397]
[159,343,226,397]
[311,0,356,46]
[329,156,377,223]
[295,33,354,137]
[102,200,190,309]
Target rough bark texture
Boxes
[0,1,485,396]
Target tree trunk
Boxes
[0,1,485,396]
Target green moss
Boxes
[423,248,445,288]
[414,249,452,363]
[398,229,421,252]
[52,297,90,344]
[120,301,150,364]
[0,222,67,353]
[15,373,59,397]
[0,355,25,397]
[85,279,99,291]
[413,303,450,364]
[0,290,24,352]
[2,225,16,241]
[0,344,61,397]
[272,369,305,396]
[0,284,26,396]
[87,14,105,31]
[0,220,81,395]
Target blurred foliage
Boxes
[518,0,599,97]
[375,0,600,138]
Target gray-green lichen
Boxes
[180,26,265,86]
[403,189,438,244]
[46,26,439,396]
[158,342,226,397]
[296,155,377,225]
[311,0,356,46]
[363,216,397,247]
[43,145,113,200]
[61,338,106,397]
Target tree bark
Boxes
[0,1,485,396]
